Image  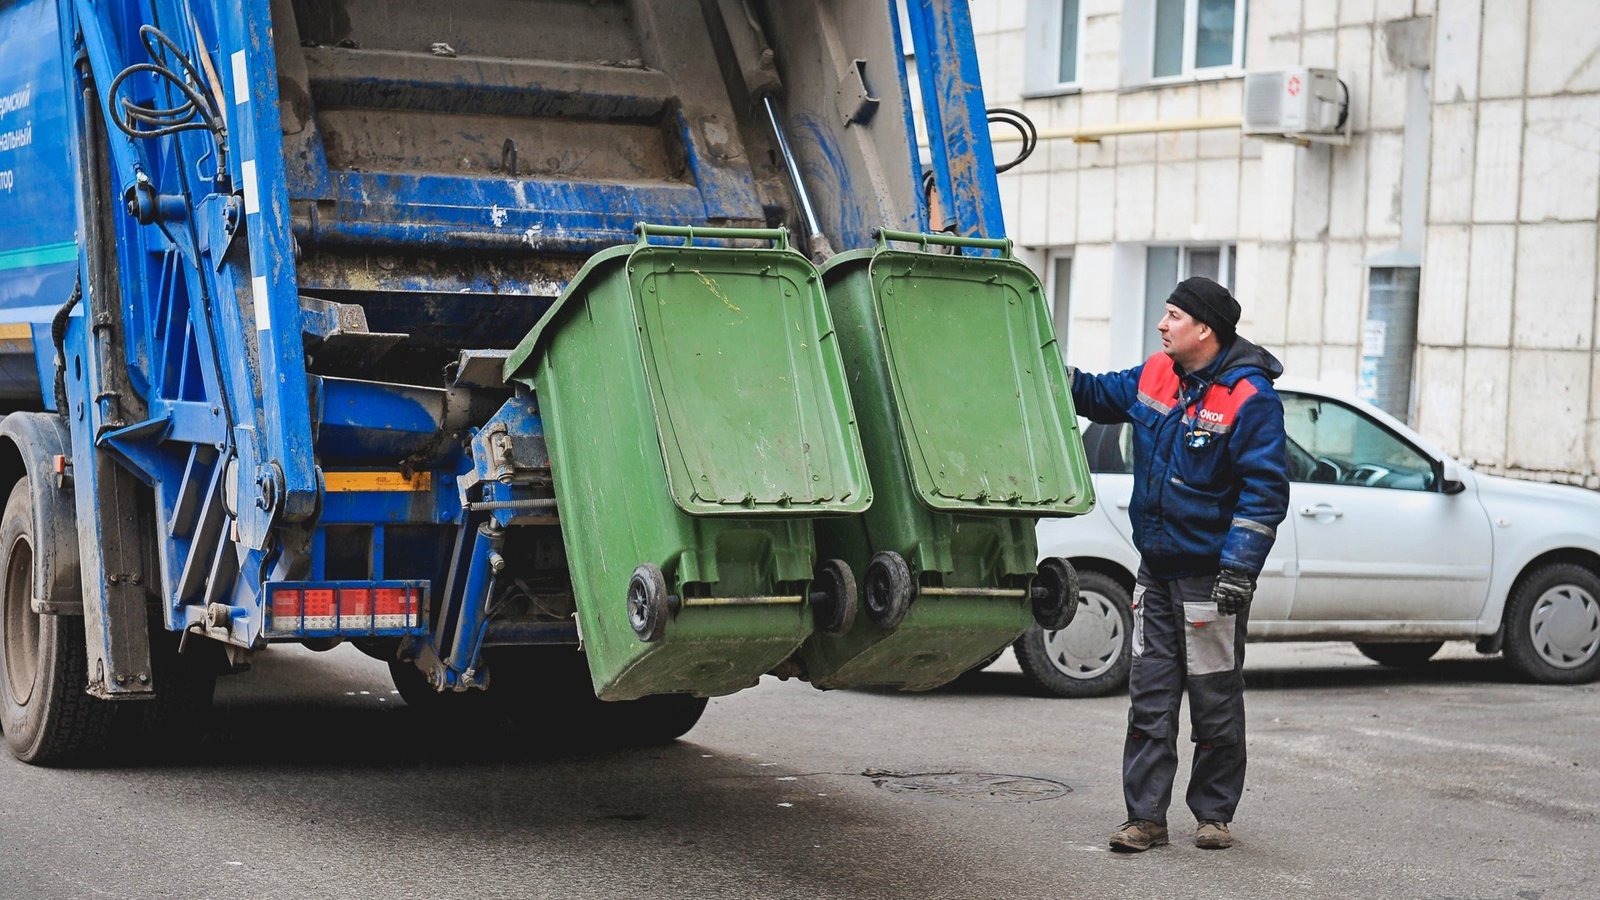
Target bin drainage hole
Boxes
[866,771,1070,803]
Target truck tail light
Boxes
[264,582,426,637]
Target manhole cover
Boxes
[866,771,1071,803]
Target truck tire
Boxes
[1353,641,1443,668]
[115,623,221,750]
[1502,562,1600,684]
[1013,570,1132,698]
[490,646,707,746]
[595,692,708,746]
[0,481,114,764]
[389,658,488,716]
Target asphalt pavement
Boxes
[0,641,1596,900]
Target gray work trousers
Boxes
[1123,562,1249,825]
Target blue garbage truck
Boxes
[0,0,1093,764]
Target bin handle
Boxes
[635,223,791,251]
[873,228,1014,259]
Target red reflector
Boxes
[52,454,66,474]
[303,588,336,629]
[271,588,301,627]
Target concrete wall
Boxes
[963,0,1600,487]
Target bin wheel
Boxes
[1031,557,1080,631]
[810,558,857,635]
[628,564,670,642]
[863,551,913,630]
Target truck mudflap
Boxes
[803,230,1095,691]
[504,225,871,700]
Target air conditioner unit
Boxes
[1243,67,1349,142]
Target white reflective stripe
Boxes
[1232,517,1276,539]
[1131,585,1146,658]
[241,159,260,215]
[1136,391,1173,414]
[232,51,249,105]
[252,275,271,331]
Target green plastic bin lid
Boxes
[506,226,871,517]
[840,234,1093,514]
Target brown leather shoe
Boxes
[1195,820,1234,849]
[1109,819,1169,852]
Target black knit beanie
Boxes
[1166,277,1240,342]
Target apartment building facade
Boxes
[945,0,1599,487]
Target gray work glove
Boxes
[1211,567,1256,616]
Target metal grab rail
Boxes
[873,227,1014,258]
[635,222,791,250]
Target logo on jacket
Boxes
[1185,430,1215,449]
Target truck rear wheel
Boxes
[114,623,221,751]
[0,481,113,764]
[491,647,708,746]
[593,692,708,746]
[388,658,489,717]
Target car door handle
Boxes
[1298,504,1343,519]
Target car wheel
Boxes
[1013,570,1132,698]
[1353,641,1443,668]
[1502,563,1600,684]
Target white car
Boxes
[1012,377,1600,697]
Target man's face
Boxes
[1158,303,1214,368]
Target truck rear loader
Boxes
[0,0,1093,764]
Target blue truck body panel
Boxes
[0,0,77,321]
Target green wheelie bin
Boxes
[803,229,1096,691]
[504,225,871,701]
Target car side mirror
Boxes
[1440,460,1467,495]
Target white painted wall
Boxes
[963,0,1600,487]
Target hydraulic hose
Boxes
[50,273,81,417]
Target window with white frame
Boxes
[1045,250,1074,361]
[1025,0,1086,94]
[1149,0,1246,80]
[1142,244,1236,357]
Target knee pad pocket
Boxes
[1128,700,1175,740]
[1188,679,1244,745]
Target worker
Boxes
[1068,276,1289,851]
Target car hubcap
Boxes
[1041,590,1123,680]
[1529,583,1600,669]
[3,534,39,707]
